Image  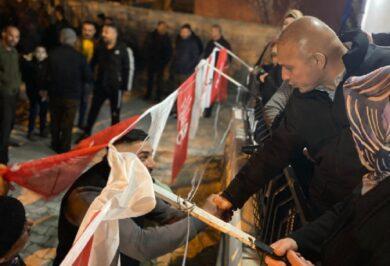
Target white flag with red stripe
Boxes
[60,146,156,266]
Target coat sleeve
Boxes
[120,46,130,91]
[143,198,186,224]
[221,117,304,209]
[288,200,348,261]
[118,216,205,261]
[263,81,294,127]
[126,47,135,91]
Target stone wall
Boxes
[66,0,278,66]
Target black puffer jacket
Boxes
[222,31,390,214]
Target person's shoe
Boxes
[50,143,59,153]
[39,129,49,138]
[27,133,38,141]
[9,138,23,147]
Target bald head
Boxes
[278,16,342,59]
[1,26,20,49]
[276,16,347,93]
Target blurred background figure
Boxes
[144,21,172,102]
[77,21,97,129]
[83,22,130,136]
[21,45,49,141]
[47,28,92,153]
[203,24,231,118]
[0,25,21,164]
[170,24,201,89]
[44,5,71,50]
[258,42,283,105]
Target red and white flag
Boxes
[211,48,229,103]
[172,74,196,181]
[3,115,140,198]
[61,146,156,266]
[190,49,217,138]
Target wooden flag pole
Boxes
[153,184,288,263]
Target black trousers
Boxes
[0,92,18,164]
[85,89,122,135]
[50,97,79,153]
[146,67,164,101]
[78,83,92,128]
[27,93,48,134]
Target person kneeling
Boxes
[54,129,222,265]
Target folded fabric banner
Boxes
[3,115,140,198]
[211,48,229,103]
[61,146,156,266]
[147,91,178,157]
[172,74,196,181]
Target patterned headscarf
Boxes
[344,66,390,194]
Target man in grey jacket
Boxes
[54,129,220,265]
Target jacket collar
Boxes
[340,30,370,77]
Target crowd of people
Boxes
[0,2,389,266]
[0,3,232,161]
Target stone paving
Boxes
[8,90,232,265]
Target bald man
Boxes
[0,26,21,164]
[213,17,390,217]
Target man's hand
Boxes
[202,194,222,217]
[213,194,233,210]
[286,250,314,266]
[212,194,234,222]
[0,164,9,196]
[264,238,299,266]
[201,194,233,222]
[259,73,269,83]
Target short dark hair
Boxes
[55,5,65,16]
[97,13,106,20]
[103,21,118,32]
[181,23,192,30]
[114,129,148,145]
[2,24,18,33]
[82,20,96,27]
[157,21,167,26]
[212,24,222,33]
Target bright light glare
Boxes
[361,0,390,33]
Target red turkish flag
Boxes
[3,115,140,198]
[211,48,229,103]
[172,74,196,181]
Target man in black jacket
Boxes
[213,17,390,216]
[171,24,201,89]
[203,24,232,118]
[265,65,390,266]
[47,28,92,153]
[144,21,172,101]
[84,22,130,136]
